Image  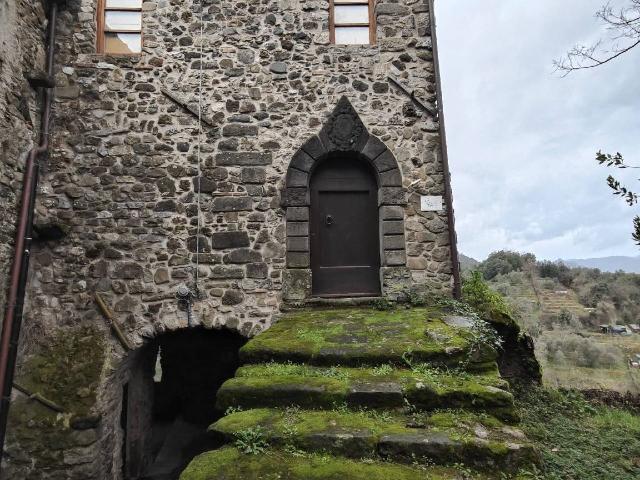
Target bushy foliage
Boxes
[462,271,513,323]
[538,261,575,287]
[543,334,623,369]
[477,250,536,280]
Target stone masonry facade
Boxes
[2,0,457,478]
[0,0,48,340]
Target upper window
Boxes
[330,0,376,45]
[97,0,142,54]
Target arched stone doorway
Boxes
[116,327,246,479]
[283,96,408,300]
[310,156,380,296]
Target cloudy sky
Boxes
[435,0,640,261]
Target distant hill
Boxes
[564,256,640,273]
[459,253,479,272]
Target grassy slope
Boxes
[516,388,640,480]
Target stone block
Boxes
[241,167,266,184]
[211,196,252,212]
[246,262,269,279]
[287,236,309,252]
[286,207,309,221]
[222,123,258,136]
[381,206,404,220]
[301,135,327,160]
[283,188,308,206]
[373,150,398,172]
[216,152,272,166]
[211,265,245,279]
[379,187,406,205]
[380,168,402,187]
[382,220,404,235]
[286,168,308,188]
[282,268,312,300]
[287,221,309,237]
[384,250,406,266]
[222,289,244,305]
[212,231,250,249]
[383,235,405,250]
[193,176,216,193]
[361,135,387,160]
[223,248,263,264]
[290,149,315,172]
[113,262,143,279]
[287,251,310,268]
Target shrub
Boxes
[462,271,513,323]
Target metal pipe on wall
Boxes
[428,0,462,299]
[0,0,59,468]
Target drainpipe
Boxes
[0,0,59,467]
[428,0,462,299]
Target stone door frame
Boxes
[282,96,407,301]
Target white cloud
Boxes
[436,0,640,261]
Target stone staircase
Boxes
[179,308,538,479]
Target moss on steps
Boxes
[217,363,517,421]
[182,307,538,478]
[180,446,496,480]
[239,308,497,368]
[209,408,537,472]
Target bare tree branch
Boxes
[555,1,640,75]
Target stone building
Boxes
[0,0,460,478]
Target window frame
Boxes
[329,0,376,45]
[96,0,143,55]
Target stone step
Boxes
[179,446,498,480]
[209,408,537,472]
[239,308,497,369]
[216,363,517,422]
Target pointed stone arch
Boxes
[282,96,408,300]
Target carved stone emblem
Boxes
[323,96,367,151]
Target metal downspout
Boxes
[428,0,462,299]
[0,0,59,468]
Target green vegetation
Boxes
[218,361,515,421]
[516,388,640,479]
[17,325,106,416]
[234,426,269,455]
[180,447,491,480]
[239,308,496,368]
[464,250,640,393]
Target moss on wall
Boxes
[17,325,107,417]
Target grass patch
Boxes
[516,387,640,479]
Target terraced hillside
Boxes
[497,272,589,320]
[180,308,539,479]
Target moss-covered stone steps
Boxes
[239,308,497,369]
[208,408,536,472]
[216,363,517,421]
[180,306,538,478]
[180,446,500,480]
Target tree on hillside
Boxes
[478,251,536,280]
[555,1,640,75]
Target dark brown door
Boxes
[310,157,380,297]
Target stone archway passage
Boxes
[310,157,380,297]
[121,328,246,479]
[283,96,407,300]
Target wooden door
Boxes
[310,157,380,297]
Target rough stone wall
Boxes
[28,0,452,345]
[0,0,47,334]
[5,0,455,478]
